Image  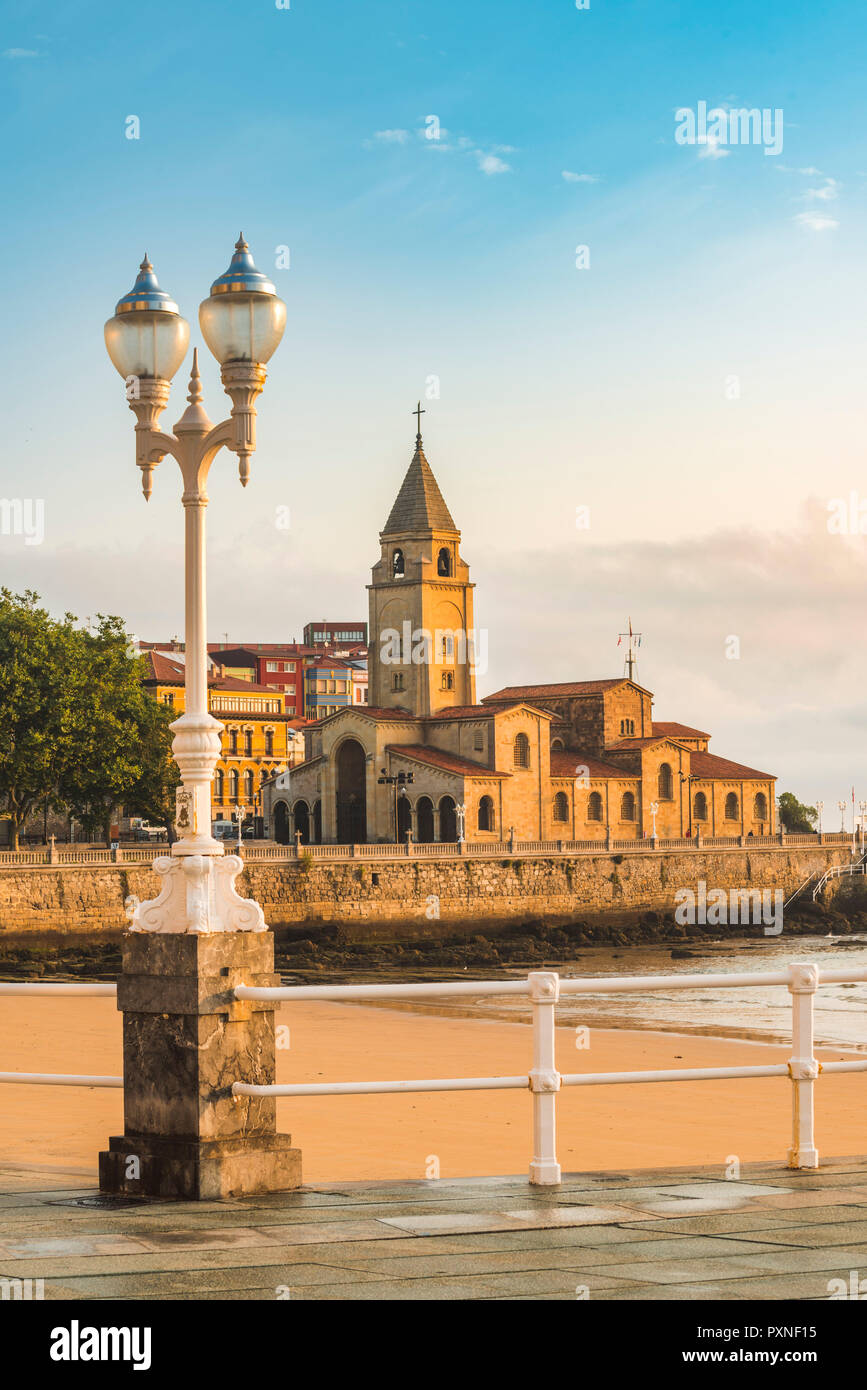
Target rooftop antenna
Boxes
[617,617,642,683]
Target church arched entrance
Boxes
[397,793,412,843]
[293,800,310,845]
[439,795,458,843]
[274,800,290,845]
[416,796,434,843]
[336,739,367,844]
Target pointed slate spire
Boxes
[382,417,458,536]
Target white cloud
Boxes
[697,136,730,161]
[373,129,409,144]
[562,171,599,183]
[794,211,839,231]
[803,178,839,202]
[3,48,40,58]
[476,152,511,175]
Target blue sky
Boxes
[2,0,867,810]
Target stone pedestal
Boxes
[99,932,301,1200]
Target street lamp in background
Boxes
[859,801,867,856]
[105,237,285,933]
[649,801,659,840]
[456,803,467,844]
[233,804,247,854]
[838,800,847,834]
[816,800,824,835]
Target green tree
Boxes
[124,694,181,844]
[59,616,175,845]
[777,792,817,833]
[0,590,72,849]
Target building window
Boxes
[437,547,452,577]
[588,791,603,822]
[441,672,454,691]
[162,693,174,706]
[214,770,223,803]
[694,791,708,821]
[267,661,277,672]
[551,738,564,752]
[229,730,238,755]
[553,791,569,822]
[658,763,673,799]
[392,548,405,579]
[754,792,768,820]
[513,732,530,768]
[473,731,484,751]
[478,795,495,831]
[265,730,274,756]
[619,719,635,736]
[230,770,239,801]
[725,792,739,821]
[392,673,405,691]
[621,791,635,821]
[244,730,252,757]
[244,769,254,801]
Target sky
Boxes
[1,0,867,817]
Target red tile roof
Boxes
[426,705,497,721]
[605,736,677,751]
[385,745,509,778]
[550,750,637,780]
[484,678,652,701]
[140,651,185,682]
[690,751,775,781]
[653,721,710,740]
[317,706,414,722]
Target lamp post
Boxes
[649,800,659,840]
[456,803,467,843]
[105,237,285,933]
[679,773,697,837]
[233,803,246,854]
[859,801,867,856]
[377,768,414,842]
[816,800,824,835]
[838,799,847,834]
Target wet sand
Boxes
[1,995,864,1184]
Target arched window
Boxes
[754,792,768,821]
[244,769,254,801]
[229,769,239,802]
[392,548,405,579]
[478,795,495,831]
[725,792,739,821]
[437,547,451,576]
[392,672,405,691]
[214,770,224,804]
[513,732,530,768]
[694,791,708,821]
[658,763,673,799]
[551,738,564,752]
[441,671,454,690]
[621,791,635,821]
[588,791,603,822]
[553,791,569,822]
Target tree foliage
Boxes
[0,590,176,847]
[777,792,817,833]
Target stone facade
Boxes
[0,844,851,939]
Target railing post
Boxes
[294,830,302,860]
[528,970,561,1185]
[787,962,819,1169]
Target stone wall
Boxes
[0,843,853,942]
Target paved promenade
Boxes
[2,1157,866,1300]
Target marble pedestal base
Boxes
[99,932,301,1200]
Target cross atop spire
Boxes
[413,400,425,442]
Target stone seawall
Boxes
[0,844,854,941]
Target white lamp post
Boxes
[234,804,247,854]
[838,799,847,833]
[456,803,467,843]
[106,237,285,933]
[649,800,659,840]
[859,801,867,855]
[816,800,824,835]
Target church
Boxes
[264,422,776,846]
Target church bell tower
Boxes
[368,407,477,717]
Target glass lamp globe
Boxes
[104,258,190,380]
[198,235,286,366]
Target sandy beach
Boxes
[0,994,864,1184]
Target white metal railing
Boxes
[0,831,856,868]
[0,982,121,1088]
[813,861,867,902]
[233,961,867,1184]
